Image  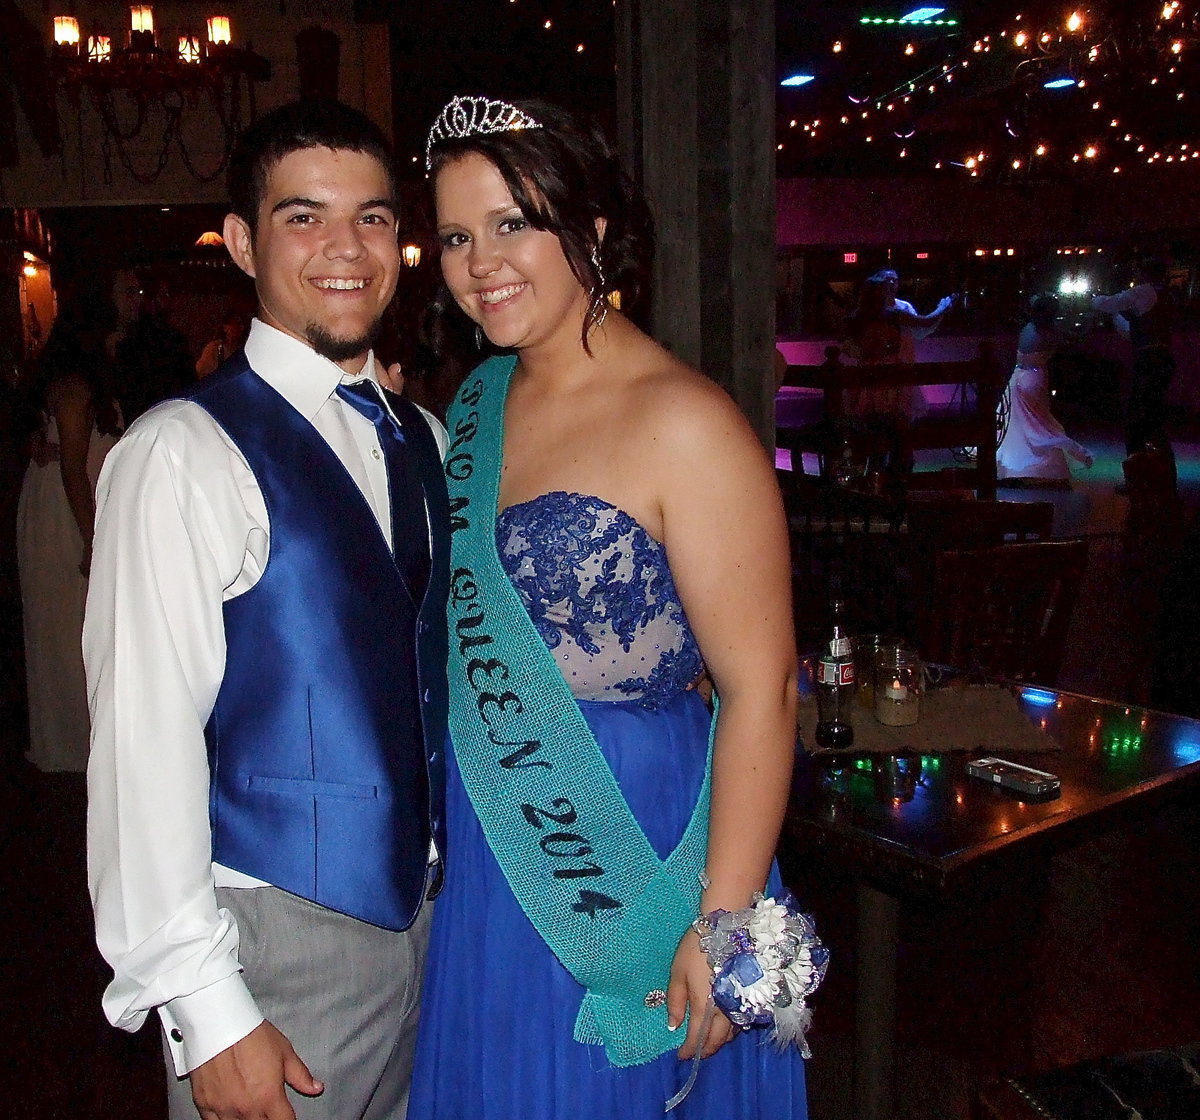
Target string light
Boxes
[776,3,1200,180]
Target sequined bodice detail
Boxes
[496,492,704,707]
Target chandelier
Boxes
[51,8,269,185]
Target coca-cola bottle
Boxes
[816,599,855,749]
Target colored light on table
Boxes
[1021,688,1057,706]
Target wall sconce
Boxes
[129,5,155,51]
[49,10,269,184]
[195,230,225,246]
[179,35,202,64]
[53,16,80,53]
[403,244,422,267]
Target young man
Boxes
[1092,255,1175,457]
[85,100,449,1120]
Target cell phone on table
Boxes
[965,757,1061,799]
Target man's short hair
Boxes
[869,268,899,284]
[227,99,397,235]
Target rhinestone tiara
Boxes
[425,95,543,170]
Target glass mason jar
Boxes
[874,644,922,727]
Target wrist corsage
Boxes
[692,889,829,1056]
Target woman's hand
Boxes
[667,928,735,1061]
[374,358,405,395]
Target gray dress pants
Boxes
[165,885,432,1120]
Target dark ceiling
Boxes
[34,1,1200,271]
[373,1,1200,185]
[777,1,1200,181]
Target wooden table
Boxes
[784,682,1200,1120]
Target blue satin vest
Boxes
[188,354,450,931]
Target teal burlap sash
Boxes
[443,355,713,1066]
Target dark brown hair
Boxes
[428,98,654,350]
[228,99,396,236]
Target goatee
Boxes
[306,318,382,364]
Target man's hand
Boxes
[189,1020,323,1120]
[668,930,735,1061]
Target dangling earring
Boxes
[590,246,609,329]
[590,245,607,294]
[475,324,483,350]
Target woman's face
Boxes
[435,151,590,353]
[112,271,143,326]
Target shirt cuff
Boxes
[158,973,265,1075]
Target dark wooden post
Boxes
[616,0,776,448]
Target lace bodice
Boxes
[496,492,704,707]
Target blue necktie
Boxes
[336,380,430,599]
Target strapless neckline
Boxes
[498,491,665,549]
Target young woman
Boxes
[409,97,817,1117]
[16,280,123,771]
[997,293,1093,486]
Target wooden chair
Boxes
[916,538,1089,685]
[906,497,1054,552]
[784,343,1006,499]
[905,499,1057,646]
[781,471,909,646]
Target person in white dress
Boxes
[997,294,1093,486]
[16,285,122,772]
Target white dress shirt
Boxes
[85,319,447,1076]
[1092,284,1159,340]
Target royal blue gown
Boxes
[409,492,810,1118]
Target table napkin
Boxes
[799,684,1061,756]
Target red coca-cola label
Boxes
[817,658,855,686]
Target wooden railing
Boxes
[781,343,1006,500]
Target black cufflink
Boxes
[170,1028,183,1043]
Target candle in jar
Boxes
[875,677,919,726]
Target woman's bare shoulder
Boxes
[624,347,755,449]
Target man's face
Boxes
[223,146,399,372]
